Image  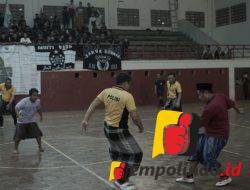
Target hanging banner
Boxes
[83,47,121,71]
[35,44,75,71]
[0,45,75,94]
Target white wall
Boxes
[178,0,250,44]
[0,0,170,30]
[177,0,212,34]
[213,0,250,44]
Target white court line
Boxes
[221,149,250,158]
[42,139,114,189]
[0,142,14,146]
[230,123,250,129]
[44,136,107,140]
[145,130,154,134]
[84,160,110,166]
[0,165,77,170]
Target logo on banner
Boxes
[49,49,65,69]
[95,54,111,71]
[36,45,74,71]
[84,47,121,71]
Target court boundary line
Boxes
[0,165,77,170]
[42,139,114,189]
[230,123,250,129]
[0,142,14,146]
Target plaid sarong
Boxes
[104,123,143,167]
[13,122,43,141]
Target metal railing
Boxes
[1,42,250,60]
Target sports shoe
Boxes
[0,126,4,129]
[176,177,194,183]
[215,176,232,187]
[114,181,137,190]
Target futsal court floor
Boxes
[0,102,250,190]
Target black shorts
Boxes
[13,122,43,141]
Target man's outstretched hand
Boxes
[81,120,88,134]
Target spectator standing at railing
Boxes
[62,6,70,28]
[121,38,129,59]
[88,13,97,34]
[34,14,42,30]
[67,0,77,29]
[214,46,222,59]
[0,13,4,27]
[76,1,85,29]
[10,19,18,31]
[241,72,249,100]
[18,16,27,31]
[95,9,103,29]
[86,3,93,24]
[52,15,60,30]
[20,33,32,44]
[202,45,213,59]
[225,46,232,59]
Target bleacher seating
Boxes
[111,29,198,60]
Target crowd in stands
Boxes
[201,45,232,59]
[0,0,128,48]
[0,0,243,60]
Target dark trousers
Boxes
[164,98,182,111]
[243,86,248,100]
[0,99,17,126]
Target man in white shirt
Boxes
[13,88,43,154]
[20,33,32,44]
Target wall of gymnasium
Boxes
[213,0,250,44]
[41,68,229,111]
[0,0,171,30]
[177,0,211,35]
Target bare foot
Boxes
[13,150,19,154]
[39,147,44,152]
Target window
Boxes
[151,10,171,27]
[0,4,24,21]
[43,6,64,21]
[117,8,139,26]
[185,11,205,28]
[231,3,246,24]
[216,8,230,27]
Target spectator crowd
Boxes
[0,0,130,59]
[201,45,232,59]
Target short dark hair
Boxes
[168,73,176,77]
[5,77,11,82]
[116,73,131,85]
[29,88,39,96]
[196,83,213,93]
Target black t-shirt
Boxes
[155,78,165,92]
[242,77,249,87]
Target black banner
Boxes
[83,47,121,71]
[35,44,75,71]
